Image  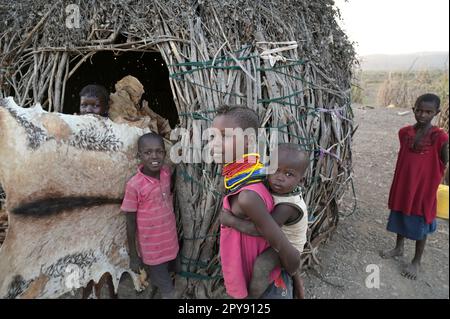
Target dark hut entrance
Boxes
[0,51,178,250]
[63,51,179,127]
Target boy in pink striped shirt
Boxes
[121,132,179,298]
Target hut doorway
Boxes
[63,51,179,127]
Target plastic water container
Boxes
[437,184,449,220]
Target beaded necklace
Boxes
[222,153,266,194]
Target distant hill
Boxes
[360,52,449,71]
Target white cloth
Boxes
[273,193,308,253]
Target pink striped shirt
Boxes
[220,183,281,299]
[121,165,179,265]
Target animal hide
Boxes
[0,97,158,298]
[109,75,172,139]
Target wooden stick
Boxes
[53,52,68,112]
[47,52,60,112]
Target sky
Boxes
[334,0,449,56]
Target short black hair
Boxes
[137,132,165,151]
[215,104,259,131]
[278,143,310,163]
[415,93,441,111]
[79,84,109,110]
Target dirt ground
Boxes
[4,105,449,299]
[303,105,449,299]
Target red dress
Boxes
[388,126,448,224]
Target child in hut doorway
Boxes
[78,84,109,116]
[121,133,179,298]
[220,143,309,299]
[380,93,449,280]
[77,83,115,298]
[211,105,301,299]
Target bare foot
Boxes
[401,262,420,280]
[379,247,404,259]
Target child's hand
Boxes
[219,208,234,227]
[279,246,301,276]
[129,255,141,274]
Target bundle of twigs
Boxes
[438,96,449,133]
[0,0,356,298]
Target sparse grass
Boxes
[353,69,449,108]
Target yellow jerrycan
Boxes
[437,184,449,220]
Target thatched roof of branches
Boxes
[0,0,356,298]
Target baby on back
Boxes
[221,143,309,298]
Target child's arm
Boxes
[220,204,301,237]
[121,182,141,273]
[235,190,301,275]
[220,208,261,236]
[125,212,140,273]
[441,142,449,166]
[170,166,176,193]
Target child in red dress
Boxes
[380,93,449,280]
